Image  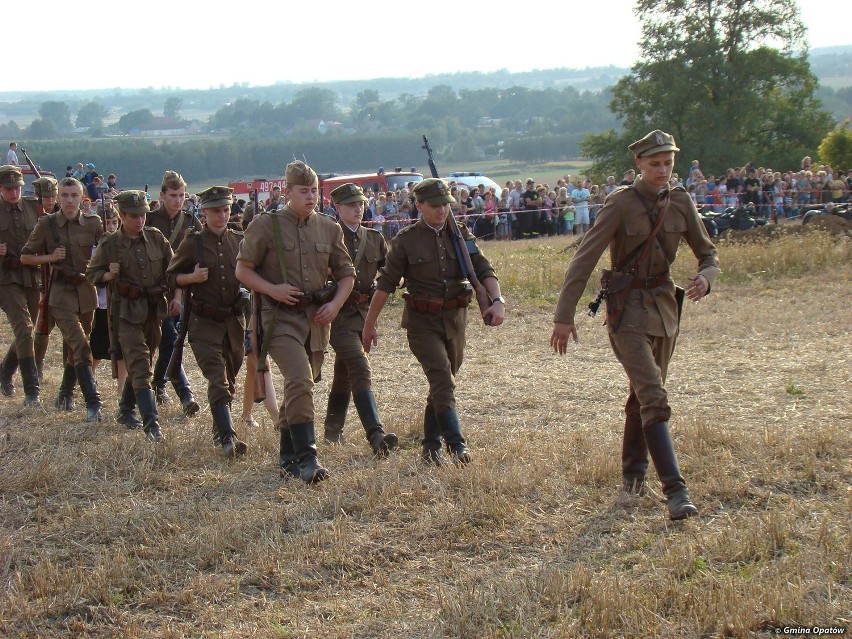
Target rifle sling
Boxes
[616,189,672,276]
[168,212,187,246]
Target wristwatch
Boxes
[491,296,506,305]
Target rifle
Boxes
[421,135,492,324]
[106,235,120,379]
[21,149,56,336]
[166,232,202,382]
[249,290,268,401]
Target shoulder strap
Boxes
[194,230,206,268]
[618,190,672,275]
[47,214,61,244]
[269,213,288,283]
[168,212,187,246]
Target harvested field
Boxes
[0,231,850,638]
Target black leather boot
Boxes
[136,388,164,442]
[1,345,17,396]
[436,407,471,465]
[75,364,102,422]
[116,379,141,429]
[421,403,443,465]
[621,391,650,496]
[644,421,698,520]
[19,357,41,407]
[279,426,299,479]
[353,390,397,457]
[323,391,349,444]
[34,333,49,383]
[154,381,171,405]
[54,364,77,411]
[176,380,200,417]
[289,421,328,484]
[211,402,246,458]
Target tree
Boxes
[164,97,183,120]
[25,118,58,140]
[818,121,852,169]
[76,101,108,129]
[117,108,154,133]
[582,0,834,178]
[39,101,72,133]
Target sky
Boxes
[6,0,850,94]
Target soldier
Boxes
[362,178,505,465]
[166,186,249,458]
[236,161,355,483]
[86,190,173,442]
[0,165,42,405]
[20,177,104,421]
[146,170,201,415]
[550,129,720,520]
[0,175,59,396]
[323,183,398,456]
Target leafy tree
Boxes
[39,101,72,133]
[818,121,852,168]
[117,109,154,133]
[76,101,108,129]
[164,97,183,120]
[582,0,834,178]
[26,118,58,140]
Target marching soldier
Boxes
[236,161,355,483]
[86,190,173,442]
[146,170,201,415]
[550,130,720,520]
[0,165,42,406]
[20,177,104,421]
[362,178,505,465]
[323,183,397,456]
[166,186,249,458]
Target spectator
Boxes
[82,163,97,187]
[383,191,400,239]
[265,185,282,211]
[521,178,540,237]
[508,180,522,240]
[571,179,591,235]
[496,189,509,240]
[72,163,85,181]
[589,184,604,226]
[619,169,636,186]
[6,142,18,165]
[65,165,74,178]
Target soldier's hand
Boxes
[168,298,181,317]
[192,264,209,283]
[102,262,120,282]
[482,300,505,327]
[685,274,709,301]
[52,246,66,262]
[0,243,6,256]
[313,301,341,326]
[362,323,378,353]
[268,283,303,306]
[550,322,578,355]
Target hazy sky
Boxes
[6,0,849,93]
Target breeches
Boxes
[0,284,39,359]
[189,329,244,405]
[328,324,371,396]
[407,324,464,414]
[119,314,162,389]
[52,305,94,366]
[267,332,324,428]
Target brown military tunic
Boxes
[86,227,173,389]
[237,206,355,425]
[166,227,246,405]
[22,210,103,365]
[554,176,720,425]
[375,219,496,412]
[0,196,41,358]
[328,222,387,396]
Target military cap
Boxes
[285,160,318,186]
[198,185,234,209]
[114,190,150,216]
[330,182,368,205]
[628,130,680,157]
[412,178,455,205]
[32,176,59,197]
[0,164,25,188]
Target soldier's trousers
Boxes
[189,319,244,406]
[608,330,677,427]
[119,314,162,390]
[267,332,323,428]
[407,324,464,414]
[51,304,94,366]
[328,324,372,396]
[0,284,39,359]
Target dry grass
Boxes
[0,233,850,638]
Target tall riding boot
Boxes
[353,390,397,457]
[288,421,328,484]
[211,402,246,458]
[75,364,102,422]
[116,379,141,429]
[19,357,41,407]
[1,345,18,396]
[323,392,350,444]
[279,426,299,479]
[644,421,698,520]
[436,407,471,465]
[174,373,200,416]
[422,403,443,465]
[34,333,49,382]
[135,388,164,442]
[622,391,649,495]
[54,364,77,411]
[154,380,171,405]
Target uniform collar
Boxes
[418,218,446,234]
[54,210,82,227]
[280,205,314,226]
[634,175,668,201]
[118,227,148,246]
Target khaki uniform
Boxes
[86,227,173,389]
[0,197,41,358]
[554,177,719,426]
[166,227,246,405]
[329,223,387,396]
[376,219,495,413]
[146,208,201,253]
[22,210,103,365]
[237,206,355,425]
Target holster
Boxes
[343,284,376,308]
[312,281,338,306]
[601,269,633,331]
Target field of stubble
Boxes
[0,229,850,638]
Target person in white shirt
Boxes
[571,179,591,235]
[6,142,18,165]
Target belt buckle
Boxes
[643,276,655,288]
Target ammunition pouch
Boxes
[403,289,472,314]
[234,288,251,312]
[117,282,166,305]
[312,281,338,306]
[343,284,376,308]
[53,267,88,286]
[190,299,242,322]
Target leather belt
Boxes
[53,268,88,286]
[117,281,166,304]
[403,291,472,314]
[190,299,240,321]
[631,273,671,289]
